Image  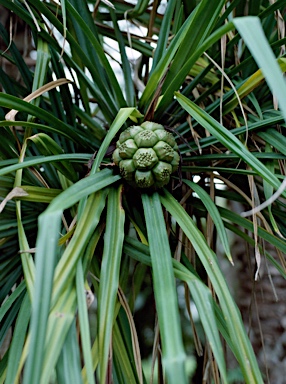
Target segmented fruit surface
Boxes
[112,121,179,189]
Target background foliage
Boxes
[0,1,286,383]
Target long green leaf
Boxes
[52,190,108,304]
[182,178,232,262]
[97,186,125,384]
[27,133,78,182]
[223,220,286,279]
[151,0,177,69]
[22,170,118,384]
[138,8,197,109]
[40,190,108,382]
[56,320,83,384]
[15,202,35,298]
[223,59,286,114]
[76,260,95,384]
[0,94,86,146]
[123,236,228,383]
[158,0,226,108]
[219,206,286,256]
[0,281,25,322]
[0,120,88,143]
[0,290,25,352]
[141,192,187,383]
[22,208,62,384]
[258,129,286,157]
[110,10,135,107]
[160,189,263,383]
[0,153,90,177]
[233,17,286,123]
[66,1,126,110]
[46,168,119,212]
[179,113,284,154]
[175,92,285,197]
[5,293,30,384]
[31,37,50,96]
[113,320,140,383]
[41,288,77,383]
[17,186,61,203]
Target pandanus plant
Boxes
[1,1,286,384]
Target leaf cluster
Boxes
[0,1,286,383]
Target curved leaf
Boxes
[142,192,187,383]
[97,186,125,384]
[160,189,263,384]
[175,92,285,197]
[182,178,232,262]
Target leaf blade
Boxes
[97,186,125,384]
[142,192,187,383]
[160,189,263,384]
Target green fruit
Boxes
[153,141,174,162]
[135,170,154,188]
[119,159,136,181]
[112,148,122,164]
[140,121,164,131]
[134,130,159,148]
[152,162,172,187]
[112,121,180,189]
[171,151,180,172]
[118,138,138,159]
[154,129,176,147]
[119,126,143,143]
[133,148,158,170]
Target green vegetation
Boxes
[0,1,286,383]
